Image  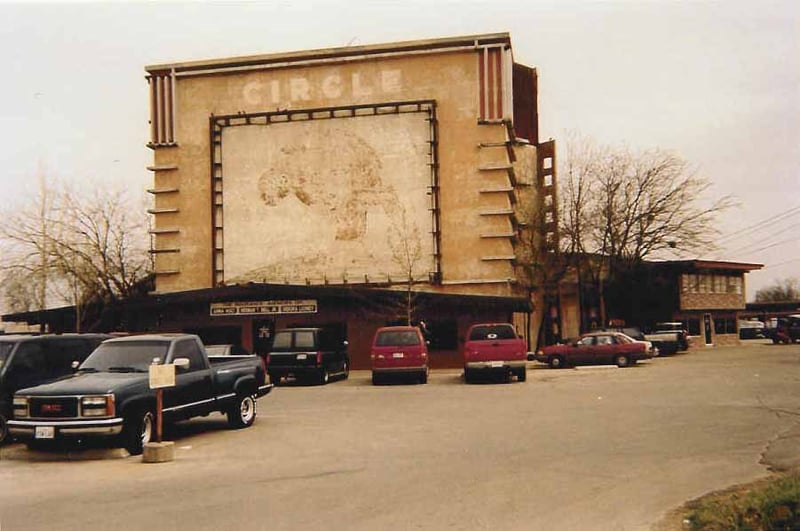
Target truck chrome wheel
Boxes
[123,409,154,455]
[228,394,256,429]
[141,411,154,446]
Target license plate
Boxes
[489,361,504,368]
[296,354,307,360]
[35,426,55,439]
[392,352,405,359]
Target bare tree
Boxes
[0,172,61,326]
[49,186,151,303]
[560,134,737,327]
[755,278,800,302]
[388,206,424,325]
[0,178,152,330]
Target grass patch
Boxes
[684,470,800,530]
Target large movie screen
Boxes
[221,111,434,285]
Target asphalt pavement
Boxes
[1,341,799,531]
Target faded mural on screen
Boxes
[221,112,434,285]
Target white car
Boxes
[617,333,659,357]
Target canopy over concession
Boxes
[2,283,531,333]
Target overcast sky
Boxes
[1,0,797,301]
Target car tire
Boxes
[464,368,472,384]
[615,355,630,368]
[342,360,350,380]
[227,394,257,429]
[371,372,381,385]
[122,408,154,456]
[318,368,330,385]
[517,368,527,382]
[420,370,428,384]
[549,356,565,369]
[0,413,8,446]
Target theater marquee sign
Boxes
[210,300,318,317]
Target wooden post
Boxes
[156,388,163,443]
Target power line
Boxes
[722,222,800,256]
[717,205,800,244]
[725,237,799,260]
[764,256,800,269]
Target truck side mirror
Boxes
[173,358,190,371]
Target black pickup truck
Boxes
[8,334,273,454]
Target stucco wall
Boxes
[150,49,527,297]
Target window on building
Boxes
[714,275,726,293]
[699,275,710,293]
[728,276,743,295]
[714,317,736,335]
[687,319,701,336]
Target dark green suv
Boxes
[0,334,110,444]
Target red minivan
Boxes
[370,326,429,385]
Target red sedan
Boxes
[533,331,652,369]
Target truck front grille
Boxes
[29,397,79,419]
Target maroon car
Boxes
[370,326,429,385]
[533,331,652,369]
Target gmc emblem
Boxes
[41,404,62,413]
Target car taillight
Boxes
[316,351,323,364]
[265,354,271,365]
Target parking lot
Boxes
[1,342,799,531]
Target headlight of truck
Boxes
[81,395,115,418]
[13,396,29,418]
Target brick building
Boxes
[555,259,762,346]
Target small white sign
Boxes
[149,364,176,389]
[210,299,318,316]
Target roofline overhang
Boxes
[2,282,531,325]
[658,260,764,272]
[145,33,512,76]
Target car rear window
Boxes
[376,330,420,347]
[205,345,228,356]
[271,332,293,350]
[294,331,315,349]
[468,325,516,341]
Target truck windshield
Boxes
[80,341,170,372]
[0,341,15,369]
